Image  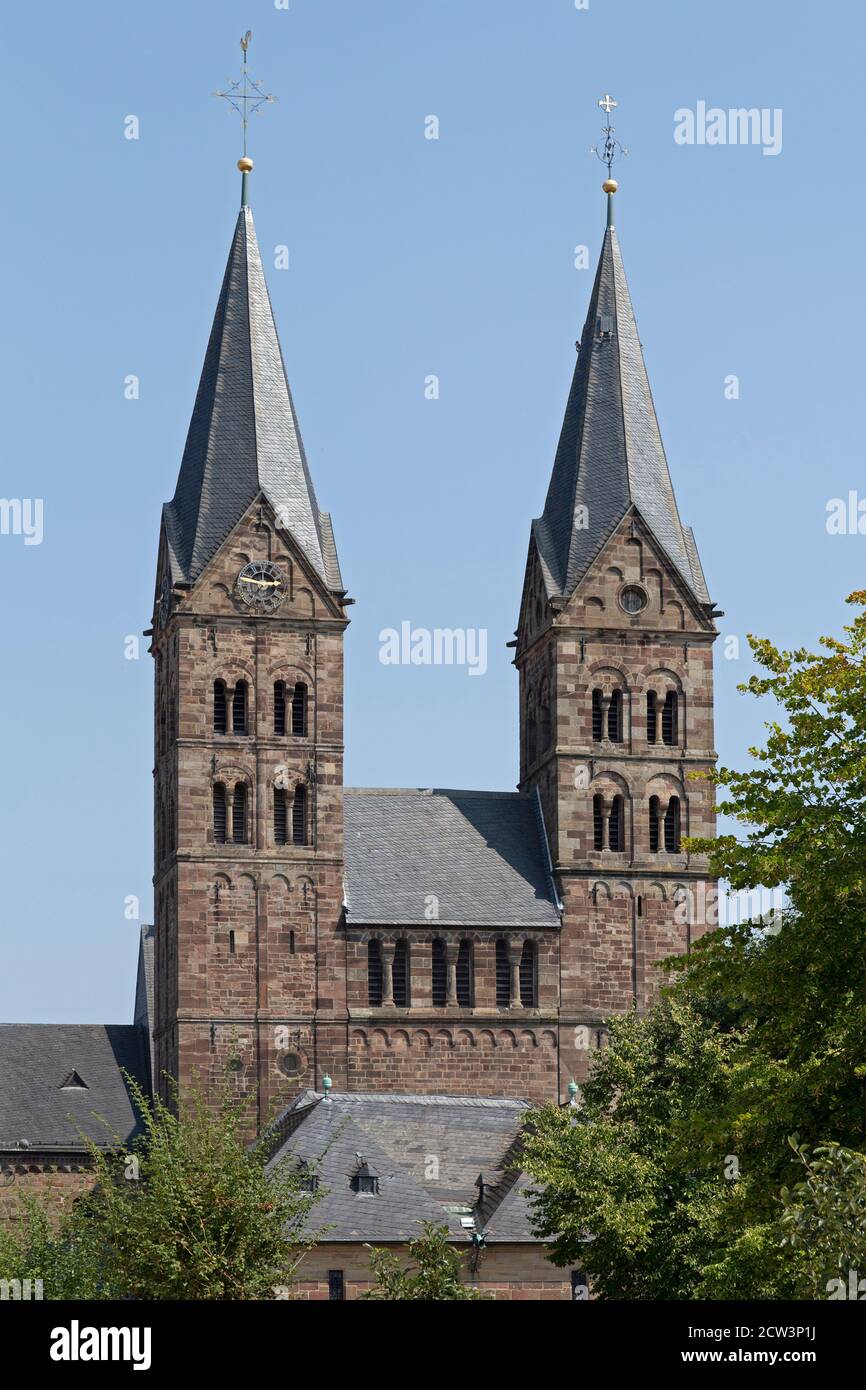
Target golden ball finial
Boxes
[238,156,254,173]
[602,178,618,194]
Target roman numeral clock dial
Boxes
[235,560,287,612]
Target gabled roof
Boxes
[343,788,561,929]
[266,1092,538,1243]
[163,205,341,590]
[0,1025,149,1152]
[535,211,710,607]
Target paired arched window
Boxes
[593,794,625,852]
[365,939,410,1008]
[649,794,681,852]
[591,689,623,743]
[274,680,308,736]
[647,690,678,745]
[495,937,537,1007]
[213,679,248,735]
[212,781,247,845]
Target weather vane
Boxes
[214,31,276,201]
[591,94,628,180]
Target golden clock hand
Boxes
[239,575,279,588]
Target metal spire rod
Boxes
[214,31,277,205]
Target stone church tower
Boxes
[515,184,720,1088]
[150,179,351,1128]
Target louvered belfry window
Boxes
[232,782,247,844]
[593,795,604,851]
[607,690,623,743]
[456,940,473,1007]
[431,939,447,1007]
[292,785,307,845]
[609,795,624,852]
[519,939,536,1007]
[367,939,383,1007]
[664,796,681,853]
[291,682,307,737]
[662,691,678,746]
[495,937,510,1006]
[274,681,286,736]
[646,692,658,744]
[232,681,247,735]
[592,689,603,742]
[392,939,409,1007]
[213,783,227,844]
[274,788,288,845]
[214,681,227,734]
[649,795,660,853]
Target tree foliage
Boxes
[362,1222,484,1300]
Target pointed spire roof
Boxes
[533,202,709,607]
[164,205,342,591]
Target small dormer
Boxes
[350,1154,380,1195]
[59,1070,88,1090]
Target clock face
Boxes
[236,561,287,612]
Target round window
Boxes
[620,585,647,615]
[278,1051,307,1079]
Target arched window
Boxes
[431,939,447,1007]
[456,940,473,1007]
[608,794,624,852]
[273,681,286,736]
[367,940,383,1007]
[592,795,604,851]
[649,795,660,853]
[214,680,227,735]
[607,690,623,743]
[292,682,308,737]
[646,691,657,744]
[292,785,307,846]
[664,796,681,853]
[232,681,248,735]
[495,937,510,1007]
[274,788,288,845]
[213,783,227,845]
[662,691,678,746]
[591,689,603,742]
[519,940,537,1007]
[392,940,409,1008]
[232,782,247,844]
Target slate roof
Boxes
[266,1092,539,1243]
[536,216,711,607]
[0,1025,149,1152]
[163,205,342,590]
[343,788,561,928]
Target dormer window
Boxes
[59,1070,88,1090]
[350,1157,380,1195]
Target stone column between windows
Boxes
[508,941,524,1009]
[380,940,395,1008]
[445,940,459,1006]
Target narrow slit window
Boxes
[456,940,473,1007]
[664,796,681,853]
[591,689,603,742]
[662,691,678,746]
[607,690,623,743]
[646,692,658,744]
[232,681,247,735]
[593,794,604,851]
[229,929,235,956]
[609,794,624,852]
[649,795,660,853]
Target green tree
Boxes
[362,1221,484,1300]
[0,1075,319,1300]
[780,1140,866,1299]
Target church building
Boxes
[1,132,719,1282]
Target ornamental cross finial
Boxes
[591,93,628,178]
[214,30,276,160]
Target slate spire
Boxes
[533,192,710,608]
[163,203,342,591]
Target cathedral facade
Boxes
[148,178,719,1127]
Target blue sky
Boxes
[1,0,863,1022]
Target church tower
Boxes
[515,149,720,1093]
[149,152,350,1128]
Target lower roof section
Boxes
[343,788,561,929]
